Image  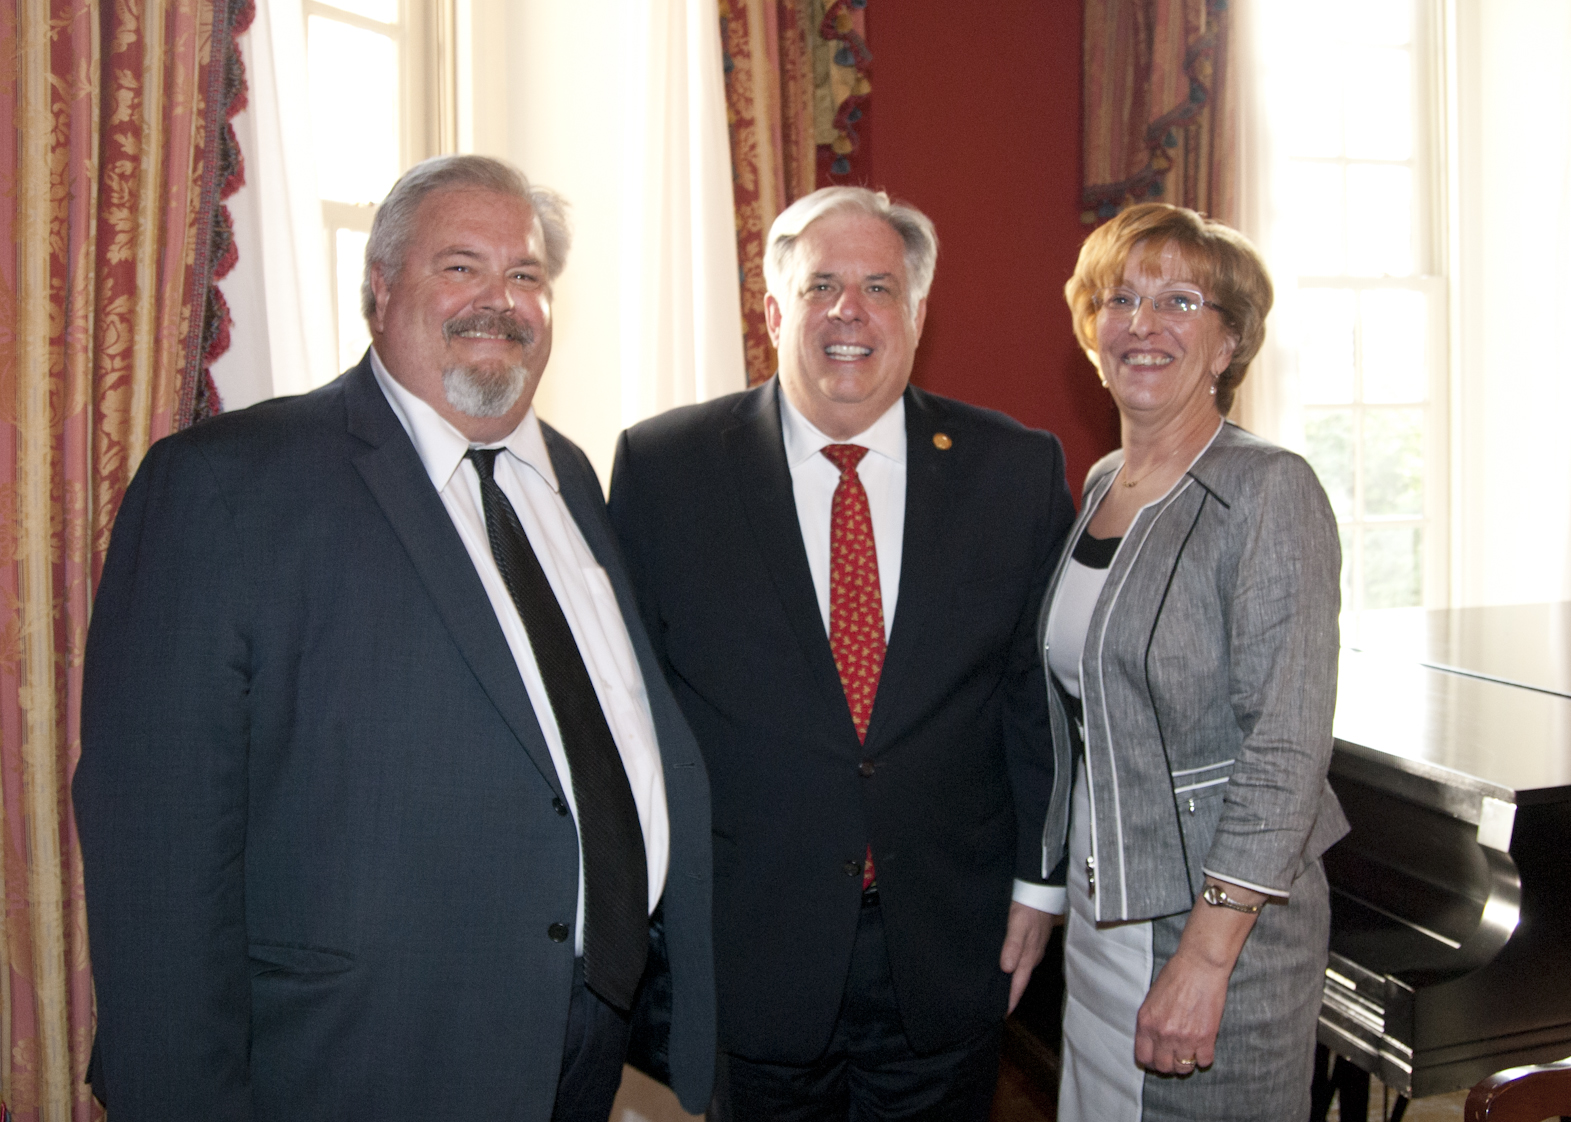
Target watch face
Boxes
[1203,884,1258,912]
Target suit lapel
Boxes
[865,386,959,746]
[721,381,857,738]
[343,358,566,799]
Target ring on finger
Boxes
[1175,1057,1197,1070]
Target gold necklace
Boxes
[1120,444,1183,489]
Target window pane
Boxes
[1305,408,1355,519]
[1289,162,1346,275]
[1285,54,1342,157]
[1344,47,1412,160]
[336,228,372,372]
[1345,164,1413,276]
[1298,288,1356,403]
[309,17,400,205]
[317,0,397,22]
[1364,526,1422,608]
[1363,407,1423,517]
[1360,290,1427,402]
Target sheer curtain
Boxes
[1228,0,1297,445]
[489,0,744,484]
[619,0,747,423]
[209,0,339,410]
[1449,0,1571,606]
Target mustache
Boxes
[442,314,534,346]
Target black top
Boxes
[1071,529,1121,570]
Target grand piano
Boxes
[1315,603,1571,1112]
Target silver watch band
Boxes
[1202,883,1262,914]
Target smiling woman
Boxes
[1042,202,1346,1122]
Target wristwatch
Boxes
[1202,883,1262,914]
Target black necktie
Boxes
[466,448,648,1010]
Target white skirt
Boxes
[1057,758,1153,1122]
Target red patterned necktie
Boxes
[821,444,885,890]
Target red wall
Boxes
[863,0,1119,495]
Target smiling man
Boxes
[609,187,1077,1119]
[74,156,715,1122]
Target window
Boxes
[1263,0,1447,611]
[305,0,455,374]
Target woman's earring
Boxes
[1210,380,1217,396]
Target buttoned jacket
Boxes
[610,379,1075,1062]
[74,356,715,1120]
[1037,421,1349,922]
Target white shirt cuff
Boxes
[1202,868,1289,899]
[1012,878,1067,915]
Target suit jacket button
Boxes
[552,797,569,817]
[547,922,570,942]
[859,759,875,778]
[844,860,863,877]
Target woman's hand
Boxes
[1134,879,1267,1073]
[1134,945,1232,1071]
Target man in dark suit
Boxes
[609,187,1076,1118]
[73,155,713,1122]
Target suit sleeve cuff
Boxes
[1013,878,1066,915]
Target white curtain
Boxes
[490,0,745,485]
[208,0,338,410]
[214,0,744,492]
[1449,0,1571,606]
[1228,0,1297,446]
[619,0,746,425]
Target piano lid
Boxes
[1341,603,1571,699]
[1334,605,1571,823]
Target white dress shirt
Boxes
[777,391,1056,912]
[372,350,669,955]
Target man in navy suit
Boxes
[74,155,713,1122]
[610,187,1076,1118]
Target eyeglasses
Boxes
[1093,287,1214,321]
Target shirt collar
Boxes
[369,346,559,493]
[778,385,907,470]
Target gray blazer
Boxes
[1037,422,1349,922]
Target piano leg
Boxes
[1309,1043,1413,1121]
[1336,1059,1371,1121]
[1311,1043,1337,1121]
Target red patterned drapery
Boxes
[720,0,874,386]
[1081,0,1236,226]
[0,0,247,1116]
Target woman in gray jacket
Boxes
[1041,203,1347,1121]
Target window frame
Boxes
[1281,0,1452,613]
[305,0,456,376]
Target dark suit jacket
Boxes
[73,355,715,1121]
[608,380,1074,1061]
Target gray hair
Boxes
[361,155,572,322]
[763,186,938,316]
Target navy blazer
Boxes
[609,380,1075,1062]
[74,355,715,1120]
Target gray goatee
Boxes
[441,313,535,418]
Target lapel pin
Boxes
[932,432,952,450]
